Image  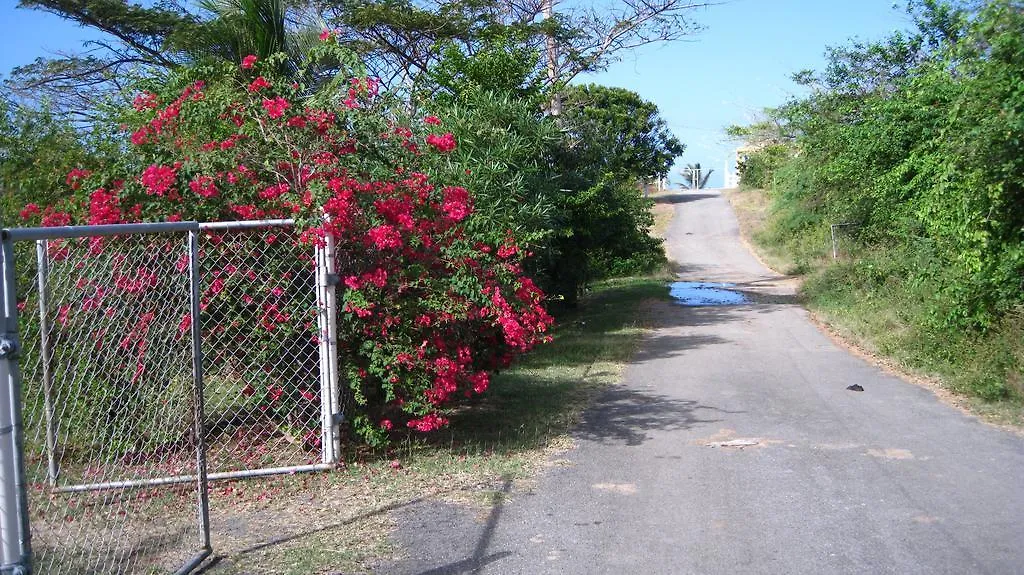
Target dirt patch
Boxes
[647,188,680,240]
[592,482,637,494]
[722,188,803,282]
[866,448,915,460]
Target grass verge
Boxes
[724,187,1023,429]
[202,275,671,574]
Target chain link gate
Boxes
[0,219,343,575]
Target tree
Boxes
[325,0,715,89]
[7,0,325,120]
[558,84,683,183]
[8,0,716,118]
[679,162,713,189]
[546,84,683,303]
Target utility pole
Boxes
[544,0,561,115]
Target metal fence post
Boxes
[0,235,31,573]
[35,240,58,487]
[315,234,341,464]
[187,230,212,558]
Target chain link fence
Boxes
[0,219,345,574]
[199,223,325,475]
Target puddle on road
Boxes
[669,282,748,306]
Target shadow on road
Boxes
[651,193,718,204]
[407,478,514,575]
[574,387,738,447]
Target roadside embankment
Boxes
[724,187,1023,429]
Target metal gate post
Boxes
[34,241,58,487]
[315,233,341,464]
[0,235,32,574]
[187,230,212,564]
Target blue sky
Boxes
[0,0,915,187]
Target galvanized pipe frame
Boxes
[0,218,344,574]
[25,217,339,495]
[34,241,58,488]
[0,237,31,574]
[188,230,213,557]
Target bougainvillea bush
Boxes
[17,41,553,446]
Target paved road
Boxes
[386,189,1024,575]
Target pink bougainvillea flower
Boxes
[262,96,289,119]
[18,204,40,221]
[66,168,92,190]
[248,76,271,93]
[441,186,472,222]
[367,224,402,250]
[188,175,219,198]
[241,54,258,69]
[140,164,177,196]
[267,386,284,402]
[406,413,449,432]
[132,92,159,111]
[177,314,192,337]
[40,209,72,228]
[130,127,149,146]
[425,132,457,152]
[88,188,122,225]
[497,240,519,259]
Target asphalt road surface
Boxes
[385,189,1024,575]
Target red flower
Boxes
[88,188,122,225]
[259,182,290,200]
[188,175,219,198]
[140,164,177,196]
[248,76,271,93]
[41,209,72,228]
[381,419,393,431]
[425,132,457,152]
[469,371,490,394]
[66,168,92,190]
[18,204,40,221]
[241,54,258,69]
[262,97,290,119]
[178,314,192,337]
[497,240,519,259]
[268,386,284,402]
[441,186,472,222]
[132,92,158,111]
[319,29,335,41]
[423,115,441,126]
[367,225,402,250]
[407,413,449,432]
[130,127,149,146]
